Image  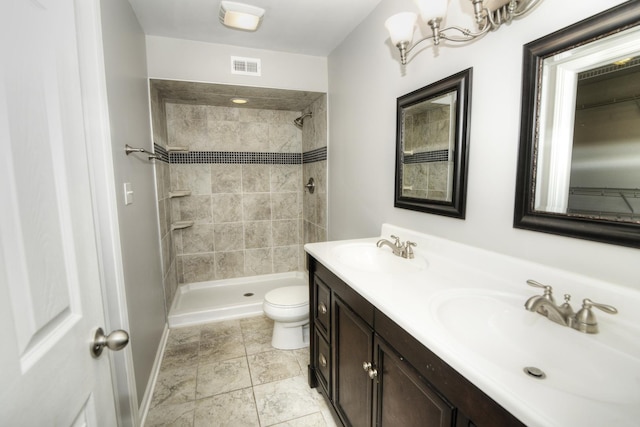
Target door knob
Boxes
[91,327,130,358]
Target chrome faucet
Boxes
[376,235,417,259]
[524,279,618,334]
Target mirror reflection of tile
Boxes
[403,104,454,201]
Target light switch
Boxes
[124,182,133,205]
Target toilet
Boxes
[263,285,310,350]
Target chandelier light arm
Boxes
[439,24,491,42]
[484,7,511,30]
[399,37,431,64]
[481,0,542,30]
[511,0,543,17]
[398,22,491,64]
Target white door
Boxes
[0,0,120,425]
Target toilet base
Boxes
[271,320,310,350]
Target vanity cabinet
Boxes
[308,256,524,427]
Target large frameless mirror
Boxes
[514,2,640,248]
[395,68,472,218]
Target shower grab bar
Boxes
[125,144,160,160]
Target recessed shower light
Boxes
[231,98,248,104]
[613,57,632,66]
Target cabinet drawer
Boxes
[314,276,331,336]
[314,329,331,397]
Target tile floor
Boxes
[145,315,338,427]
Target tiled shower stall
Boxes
[150,81,327,313]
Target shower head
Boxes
[293,112,312,128]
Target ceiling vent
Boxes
[231,56,261,76]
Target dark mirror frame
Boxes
[394,68,472,218]
[514,1,640,249]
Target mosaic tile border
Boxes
[170,151,301,164]
[403,149,449,164]
[302,147,327,164]
[153,143,327,165]
[153,144,169,163]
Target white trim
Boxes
[535,63,576,212]
[74,0,138,425]
[138,323,170,427]
[534,25,640,213]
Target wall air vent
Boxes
[231,56,261,76]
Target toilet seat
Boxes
[264,286,308,308]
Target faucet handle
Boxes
[404,241,417,259]
[575,299,618,333]
[390,235,401,246]
[579,299,618,315]
[526,279,555,304]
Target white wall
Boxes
[100,0,166,404]
[146,36,328,92]
[328,0,638,289]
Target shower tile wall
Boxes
[302,95,328,246]
[165,104,306,286]
[151,86,179,313]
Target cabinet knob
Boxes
[368,367,378,379]
[319,353,327,368]
[363,361,378,379]
[318,302,327,315]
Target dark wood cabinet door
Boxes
[314,329,331,396]
[334,296,374,427]
[373,336,455,427]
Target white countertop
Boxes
[304,224,640,427]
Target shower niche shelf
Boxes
[166,146,188,152]
[171,221,194,231]
[169,190,192,198]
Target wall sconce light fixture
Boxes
[385,0,542,65]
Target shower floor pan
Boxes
[168,271,307,328]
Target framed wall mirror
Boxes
[514,2,640,248]
[395,68,472,218]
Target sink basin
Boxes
[429,289,640,405]
[331,243,428,273]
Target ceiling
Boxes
[128,0,382,56]
[151,79,325,111]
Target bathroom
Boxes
[2,0,638,426]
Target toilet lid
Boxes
[265,285,308,307]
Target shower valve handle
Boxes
[305,178,315,194]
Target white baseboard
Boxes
[137,322,170,426]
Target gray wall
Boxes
[327,0,638,290]
[100,0,166,404]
